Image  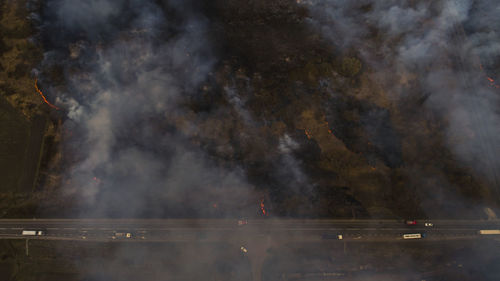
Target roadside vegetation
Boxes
[0,1,62,216]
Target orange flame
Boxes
[304,125,335,140]
[35,78,60,110]
[479,64,500,89]
[304,129,312,139]
[324,121,335,136]
[487,77,500,88]
[260,199,267,216]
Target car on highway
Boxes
[238,218,248,226]
[321,234,343,240]
[424,222,433,227]
[405,220,417,225]
[137,230,147,239]
[112,232,133,239]
[22,230,44,236]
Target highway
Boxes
[0,219,499,242]
[3,219,500,281]
[5,219,498,281]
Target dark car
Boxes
[322,234,343,240]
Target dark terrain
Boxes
[1,239,500,281]
[1,0,500,280]
[0,0,496,219]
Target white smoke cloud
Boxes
[38,0,254,217]
[306,0,500,191]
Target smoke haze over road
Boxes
[3,0,496,280]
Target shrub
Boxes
[339,57,362,77]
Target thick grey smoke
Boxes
[304,0,500,196]
[38,0,255,218]
[24,0,500,280]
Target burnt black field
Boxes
[0,1,499,219]
[2,0,490,220]
[1,0,500,280]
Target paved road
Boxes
[4,219,499,281]
[0,219,499,242]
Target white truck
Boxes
[22,230,44,236]
[479,230,500,235]
[402,233,425,239]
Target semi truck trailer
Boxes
[479,230,500,235]
[22,230,44,236]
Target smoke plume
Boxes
[38,0,256,218]
[304,0,500,198]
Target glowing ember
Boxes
[487,77,500,89]
[35,78,60,110]
[304,129,312,139]
[324,120,335,136]
[479,64,500,89]
[304,121,335,140]
[260,199,267,216]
